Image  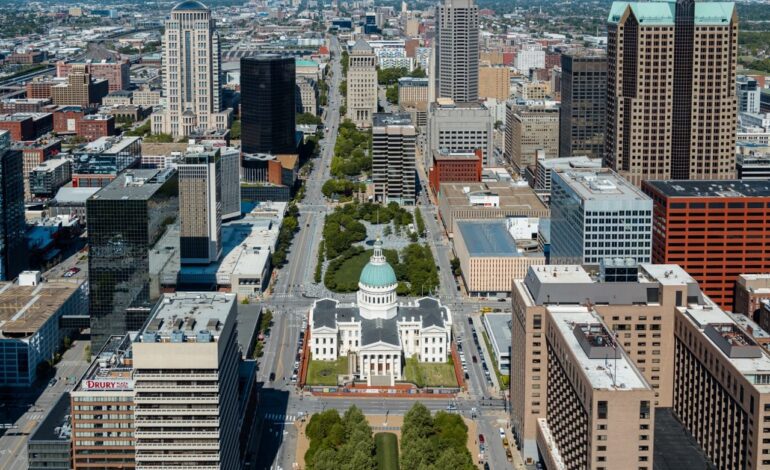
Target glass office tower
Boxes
[240,55,297,154]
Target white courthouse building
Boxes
[309,240,453,385]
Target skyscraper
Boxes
[87,169,179,351]
[606,0,737,185]
[435,0,479,103]
[559,53,607,159]
[372,113,416,205]
[0,130,26,281]
[179,150,221,265]
[132,293,241,469]
[346,39,378,128]
[241,55,297,154]
[550,169,652,265]
[151,1,232,138]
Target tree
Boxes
[230,119,241,139]
[414,208,426,236]
[450,257,462,277]
[386,84,398,104]
[297,112,323,126]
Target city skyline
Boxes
[1,0,768,469]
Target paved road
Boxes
[0,340,90,470]
[252,34,517,470]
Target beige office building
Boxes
[151,1,232,138]
[478,66,510,100]
[606,1,738,185]
[346,38,378,128]
[178,150,222,265]
[505,102,559,173]
[296,76,319,116]
[452,219,544,295]
[398,77,429,129]
[132,292,241,469]
[437,181,549,235]
[674,304,770,470]
[511,263,699,462]
[50,66,109,107]
[537,307,655,470]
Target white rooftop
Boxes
[638,264,697,286]
[528,265,593,284]
[549,306,650,391]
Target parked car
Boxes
[269,373,276,382]
[478,434,485,445]
[499,428,506,439]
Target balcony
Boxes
[135,407,219,416]
[135,452,220,462]
[133,395,219,404]
[133,372,219,381]
[135,430,220,439]
[134,419,219,427]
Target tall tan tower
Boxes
[436,0,479,103]
[152,1,232,138]
[346,38,378,128]
[606,1,737,185]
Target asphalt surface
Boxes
[0,340,90,470]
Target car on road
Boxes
[464,372,469,380]
[63,267,80,277]
[468,317,473,325]
[478,434,485,445]
[499,428,506,439]
[269,373,275,382]
[472,355,478,363]
[48,378,57,387]
[446,403,457,411]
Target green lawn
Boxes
[330,248,400,291]
[403,356,458,387]
[306,356,349,386]
[375,432,399,470]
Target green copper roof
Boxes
[608,1,735,26]
[359,262,397,287]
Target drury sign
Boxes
[81,379,134,391]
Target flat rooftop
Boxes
[537,156,602,170]
[29,392,70,443]
[0,281,81,339]
[440,182,548,211]
[555,169,650,202]
[138,292,236,343]
[81,136,140,155]
[432,150,479,161]
[75,334,134,392]
[33,158,69,171]
[373,112,412,127]
[549,306,649,390]
[645,180,770,198]
[484,312,512,356]
[681,304,770,392]
[89,168,174,201]
[456,220,521,257]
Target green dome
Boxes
[359,261,397,287]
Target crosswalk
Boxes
[262,413,301,423]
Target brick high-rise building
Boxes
[559,53,607,159]
[642,179,770,310]
[536,307,655,470]
[56,60,130,93]
[606,1,738,185]
[674,304,770,470]
[435,0,479,103]
[50,65,109,107]
[511,263,700,462]
[428,149,482,194]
